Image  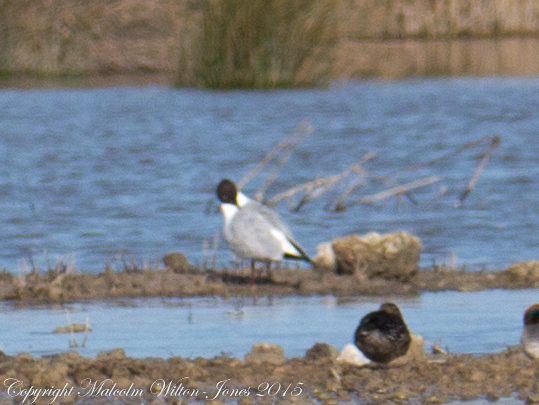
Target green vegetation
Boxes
[176,0,338,89]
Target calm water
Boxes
[0,289,535,359]
[0,78,538,272]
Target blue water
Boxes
[0,78,538,272]
[0,289,534,359]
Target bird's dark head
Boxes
[217,179,238,205]
[524,304,539,325]
[379,302,403,319]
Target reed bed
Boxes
[342,0,539,40]
[1,0,539,83]
[176,0,338,88]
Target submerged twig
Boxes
[328,167,368,210]
[237,118,312,191]
[455,135,500,207]
[211,230,220,269]
[292,152,375,211]
[367,170,419,205]
[344,176,441,209]
[255,120,313,201]
[391,135,492,175]
[266,176,334,206]
[82,317,90,348]
[268,152,375,208]
[202,238,209,271]
[66,310,78,348]
[328,152,419,211]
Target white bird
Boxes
[216,179,311,285]
[521,304,539,359]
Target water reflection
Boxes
[0,289,535,359]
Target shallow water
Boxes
[0,289,535,359]
[0,78,538,272]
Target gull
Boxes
[216,179,311,285]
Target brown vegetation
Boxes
[2,0,539,85]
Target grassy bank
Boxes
[1,0,539,86]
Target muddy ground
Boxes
[0,344,537,405]
[0,260,538,305]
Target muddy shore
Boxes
[1,260,538,305]
[0,344,537,405]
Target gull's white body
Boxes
[220,191,304,262]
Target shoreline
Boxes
[0,344,534,405]
[1,261,537,305]
[2,261,537,403]
[0,73,172,89]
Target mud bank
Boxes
[1,261,538,305]
[0,344,537,405]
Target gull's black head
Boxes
[216,179,238,205]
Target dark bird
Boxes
[521,303,539,359]
[354,302,411,364]
[216,179,311,285]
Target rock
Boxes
[245,343,286,365]
[0,350,10,363]
[54,324,91,333]
[97,348,126,360]
[336,343,370,366]
[305,343,339,361]
[389,333,426,365]
[331,231,421,281]
[501,261,539,283]
[313,242,336,272]
[163,253,198,274]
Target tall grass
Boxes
[176,0,338,89]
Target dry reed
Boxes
[237,122,500,212]
[1,1,539,81]
[455,135,501,207]
[238,118,313,191]
[176,0,337,88]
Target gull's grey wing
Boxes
[226,203,284,261]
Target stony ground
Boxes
[0,343,537,405]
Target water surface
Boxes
[0,78,538,271]
[0,289,534,359]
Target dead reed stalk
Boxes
[343,176,442,209]
[391,135,493,175]
[455,135,501,207]
[267,152,375,208]
[255,120,313,201]
[212,230,220,269]
[202,237,209,271]
[238,118,312,191]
